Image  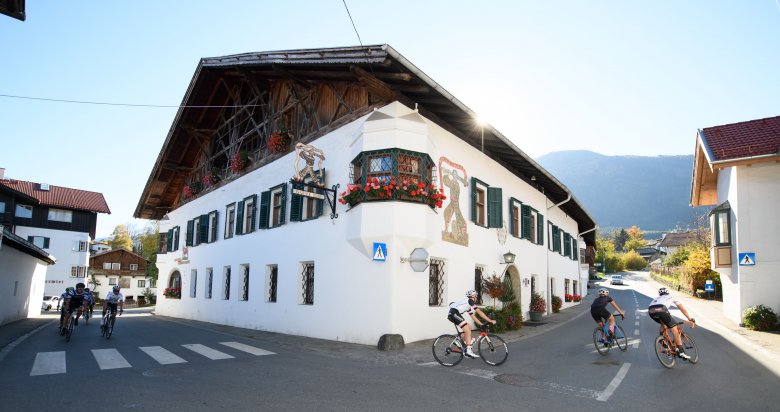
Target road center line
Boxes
[597,363,631,402]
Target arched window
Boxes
[169,271,181,289]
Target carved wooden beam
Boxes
[349,65,396,102]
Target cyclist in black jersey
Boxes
[61,282,87,332]
[590,288,625,337]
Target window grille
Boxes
[474,266,484,305]
[240,265,249,301]
[223,267,231,300]
[268,265,278,303]
[301,263,314,305]
[428,258,445,306]
[206,268,213,299]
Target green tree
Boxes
[132,221,160,280]
[624,225,646,251]
[108,224,133,251]
[622,250,647,270]
[596,236,618,273]
[613,229,629,252]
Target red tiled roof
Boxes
[0,179,110,214]
[700,115,780,162]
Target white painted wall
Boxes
[15,226,90,296]
[155,102,584,344]
[0,242,49,325]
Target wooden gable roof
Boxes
[134,45,596,245]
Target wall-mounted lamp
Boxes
[502,251,516,265]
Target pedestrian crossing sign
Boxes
[372,242,387,261]
[738,252,755,266]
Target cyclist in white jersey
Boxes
[648,287,695,360]
[447,290,496,358]
[102,285,125,328]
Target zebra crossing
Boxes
[29,341,275,376]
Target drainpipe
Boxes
[577,226,599,296]
[545,193,572,314]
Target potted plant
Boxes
[230,150,250,174]
[551,295,562,313]
[529,292,546,321]
[481,274,504,307]
[267,127,292,153]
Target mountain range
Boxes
[535,150,709,234]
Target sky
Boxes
[2,1,779,239]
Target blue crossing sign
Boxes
[738,252,755,266]
[372,243,387,262]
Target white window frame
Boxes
[208,210,218,243]
[190,269,198,298]
[271,187,285,227]
[243,197,255,234]
[225,203,236,239]
[109,277,117,285]
[137,279,146,288]
[474,182,487,227]
[111,263,121,270]
[130,264,138,271]
[15,204,33,218]
[48,208,73,223]
[103,262,112,270]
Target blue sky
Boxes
[2,1,778,238]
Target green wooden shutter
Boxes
[572,238,579,260]
[521,204,532,240]
[186,220,194,246]
[487,187,502,228]
[199,215,209,244]
[279,183,288,225]
[166,229,173,252]
[564,232,571,257]
[290,183,302,222]
[552,225,560,253]
[470,177,478,223]
[508,199,516,236]
[236,200,245,235]
[537,214,544,245]
[250,195,258,231]
[259,190,271,229]
[44,238,50,248]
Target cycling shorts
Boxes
[105,303,119,314]
[447,308,468,328]
[66,298,85,313]
[648,304,676,328]
[590,306,611,323]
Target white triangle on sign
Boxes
[373,245,385,260]
[741,254,754,265]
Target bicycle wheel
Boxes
[478,334,508,366]
[432,334,463,367]
[65,316,74,342]
[614,325,628,351]
[682,333,699,364]
[106,318,114,339]
[654,335,676,368]
[593,327,610,355]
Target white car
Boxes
[41,295,61,311]
[610,274,624,285]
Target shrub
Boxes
[530,292,546,312]
[743,305,779,331]
[551,295,562,313]
[480,302,523,333]
[622,250,647,271]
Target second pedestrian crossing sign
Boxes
[738,252,755,266]
[373,243,387,261]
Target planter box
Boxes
[529,311,544,322]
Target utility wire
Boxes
[342,0,363,47]
[0,93,264,109]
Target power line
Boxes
[0,93,264,109]
[342,0,363,47]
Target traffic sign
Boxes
[738,252,755,266]
[372,243,387,261]
[705,280,715,292]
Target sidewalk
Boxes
[623,270,780,377]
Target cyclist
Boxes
[648,287,695,360]
[61,283,87,332]
[57,287,73,333]
[447,290,496,358]
[102,285,124,331]
[591,288,625,342]
[84,287,95,318]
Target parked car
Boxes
[41,295,61,311]
[610,274,624,285]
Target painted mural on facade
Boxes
[439,156,469,246]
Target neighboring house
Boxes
[89,249,154,304]
[657,232,699,256]
[0,225,56,325]
[0,168,111,296]
[90,241,111,255]
[691,115,780,324]
[636,247,664,264]
[134,45,597,345]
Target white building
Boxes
[691,115,780,323]
[0,170,111,296]
[0,225,56,325]
[135,45,597,345]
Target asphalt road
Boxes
[1,279,778,411]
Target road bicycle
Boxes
[654,321,698,368]
[100,310,119,339]
[432,324,508,367]
[62,310,77,342]
[82,306,91,324]
[593,312,627,355]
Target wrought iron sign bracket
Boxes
[290,179,340,219]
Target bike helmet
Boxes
[84,288,90,292]
[658,287,669,296]
[466,290,478,298]
[598,288,609,296]
[113,285,121,291]
[75,282,85,289]
[66,287,74,292]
